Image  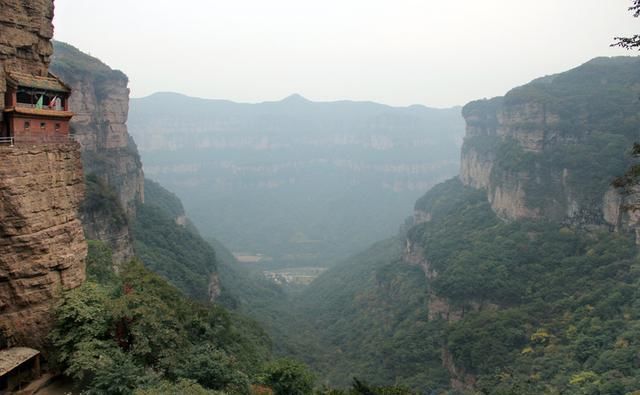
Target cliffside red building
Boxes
[1,72,73,144]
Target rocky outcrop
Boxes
[208,273,222,302]
[0,143,87,349]
[175,214,188,227]
[80,206,134,265]
[442,346,476,392]
[496,102,562,152]
[403,237,483,390]
[459,57,640,229]
[460,100,568,221]
[603,185,640,243]
[459,147,493,190]
[488,172,542,220]
[51,42,144,263]
[403,239,464,322]
[412,209,432,225]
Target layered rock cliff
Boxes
[0,0,88,350]
[0,0,53,111]
[0,0,52,67]
[51,41,145,263]
[459,57,640,230]
[0,143,87,349]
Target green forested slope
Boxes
[279,239,450,391]
[51,241,272,394]
[208,236,294,343]
[131,179,219,301]
[412,179,640,393]
[276,177,640,393]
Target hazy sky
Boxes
[53,0,638,108]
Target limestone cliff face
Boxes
[602,185,640,243]
[459,146,493,190]
[460,100,569,221]
[51,42,144,263]
[0,0,53,68]
[403,238,461,322]
[0,0,87,350]
[0,0,53,112]
[0,143,87,349]
[405,181,496,323]
[459,57,640,228]
[403,235,493,323]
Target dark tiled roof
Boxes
[0,347,39,376]
[7,72,70,93]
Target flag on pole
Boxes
[36,95,43,109]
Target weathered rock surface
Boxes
[403,238,490,322]
[51,42,144,215]
[51,42,144,263]
[458,147,493,190]
[208,273,222,302]
[412,209,432,225]
[0,143,87,349]
[0,0,87,349]
[460,100,568,221]
[0,0,53,113]
[603,185,640,244]
[459,57,640,229]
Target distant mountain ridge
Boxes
[128,91,465,267]
[129,92,461,152]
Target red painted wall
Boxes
[8,115,70,143]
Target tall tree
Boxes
[612,0,640,50]
[611,1,640,190]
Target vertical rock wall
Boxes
[51,42,145,263]
[459,58,640,228]
[0,143,87,349]
[0,0,88,349]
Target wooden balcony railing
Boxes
[15,102,65,111]
[0,133,75,146]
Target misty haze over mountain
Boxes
[128,93,464,269]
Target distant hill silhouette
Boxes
[128,93,464,268]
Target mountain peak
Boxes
[281,93,310,103]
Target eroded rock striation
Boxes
[51,42,145,263]
[0,0,87,349]
[0,143,87,348]
[459,57,640,230]
[0,0,53,110]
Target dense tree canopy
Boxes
[49,243,274,394]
